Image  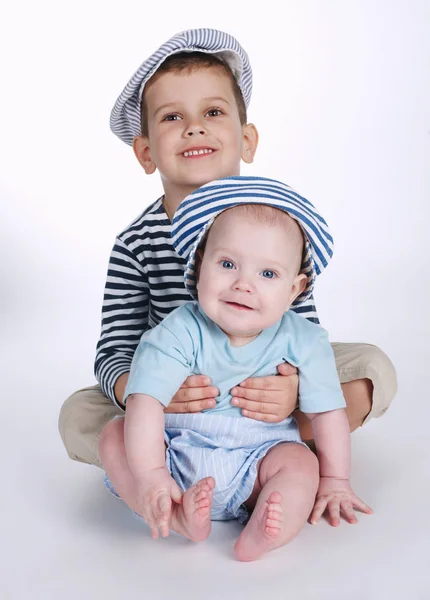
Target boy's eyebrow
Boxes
[201,96,231,105]
[153,103,178,117]
[153,97,231,117]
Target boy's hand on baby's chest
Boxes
[164,375,219,414]
[230,362,299,423]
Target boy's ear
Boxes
[241,123,259,164]
[287,273,307,308]
[133,136,157,175]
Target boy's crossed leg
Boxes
[234,442,319,562]
[99,416,215,542]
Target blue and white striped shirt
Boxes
[94,197,319,407]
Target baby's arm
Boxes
[121,311,199,537]
[305,409,372,526]
[125,393,182,539]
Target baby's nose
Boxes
[233,277,253,293]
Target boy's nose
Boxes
[187,129,205,136]
[185,121,207,136]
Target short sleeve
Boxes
[124,313,194,407]
[297,329,346,414]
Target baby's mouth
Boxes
[224,301,253,311]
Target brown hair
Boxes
[140,51,247,137]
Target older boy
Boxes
[59,28,397,471]
[102,177,372,561]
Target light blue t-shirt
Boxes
[125,302,346,417]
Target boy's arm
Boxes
[125,393,182,539]
[96,239,217,412]
[114,373,129,409]
[94,237,149,408]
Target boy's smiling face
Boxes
[133,68,258,211]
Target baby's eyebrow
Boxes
[213,248,290,271]
[266,262,289,271]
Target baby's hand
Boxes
[231,362,298,422]
[310,477,373,526]
[136,467,183,539]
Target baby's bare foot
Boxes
[234,491,285,561]
[171,476,215,542]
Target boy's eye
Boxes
[221,260,235,270]
[163,114,182,121]
[206,108,223,117]
[261,270,276,279]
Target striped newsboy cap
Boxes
[110,28,252,146]
[171,176,334,306]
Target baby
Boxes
[103,176,372,562]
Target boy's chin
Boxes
[182,167,240,187]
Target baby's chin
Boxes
[217,323,263,345]
[216,315,282,340]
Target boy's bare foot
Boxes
[234,491,285,561]
[171,476,215,542]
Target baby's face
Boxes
[197,210,306,343]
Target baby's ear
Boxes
[287,273,307,308]
[133,136,157,174]
[241,123,259,164]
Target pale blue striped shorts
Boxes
[104,413,305,524]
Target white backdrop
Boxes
[1,1,429,599]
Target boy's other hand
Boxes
[230,362,299,423]
[164,375,218,414]
[310,477,373,527]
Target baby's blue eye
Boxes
[221,260,235,269]
[261,270,276,279]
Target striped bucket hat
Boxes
[171,176,334,306]
[110,28,253,146]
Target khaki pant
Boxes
[58,342,397,469]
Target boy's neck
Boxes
[162,183,203,222]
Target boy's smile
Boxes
[181,147,215,158]
[133,68,258,213]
